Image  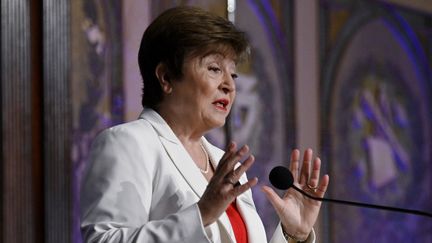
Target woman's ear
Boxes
[155,63,172,94]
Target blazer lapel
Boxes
[140,110,241,243]
[236,194,267,243]
[203,139,237,243]
[140,109,208,198]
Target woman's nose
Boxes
[221,73,235,94]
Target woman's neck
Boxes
[156,105,204,144]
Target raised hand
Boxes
[198,142,258,226]
[262,149,330,241]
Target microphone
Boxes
[269,166,432,218]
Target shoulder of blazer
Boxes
[138,109,180,144]
[89,116,163,167]
[98,118,158,143]
[87,118,166,184]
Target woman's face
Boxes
[168,53,237,131]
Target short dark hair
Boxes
[138,6,249,109]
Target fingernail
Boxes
[241,144,249,152]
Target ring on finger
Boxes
[225,178,239,187]
[307,184,318,192]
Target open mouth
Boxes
[213,99,229,111]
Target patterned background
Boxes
[69,0,432,242]
[3,0,432,242]
[71,1,123,241]
[320,1,432,242]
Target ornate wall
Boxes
[320,0,432,241]
[2,1,431,242]
[70,0,123,242]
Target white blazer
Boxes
[80,109,315,243]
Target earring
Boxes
[166,86,172,94]
[161,82,172,94]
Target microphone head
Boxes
[269,166,294,190]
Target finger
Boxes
[230,155,255,183]
[219,144,250,172]
[315,174,330,198]
[299,149,313,185]
[217,142,237,168]
[213,142,238,181]
[308,157,321,188]
[261,186,284,212]
[289,149,300,182]
[211,143,237,183]
[232,177,258,195]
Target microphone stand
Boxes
[291,185,432,218]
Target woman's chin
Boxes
[205,118,226,131]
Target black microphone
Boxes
[269,166,432,218]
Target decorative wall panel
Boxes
[321,1,432,242]
[71,0,123,242]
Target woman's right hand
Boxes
[197,142,258,226]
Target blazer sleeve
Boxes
[80,127,210,243]
[269,223,316,243]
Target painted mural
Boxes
[71,1,123,242]
[321,2,432,242]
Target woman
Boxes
[80,6,329,243]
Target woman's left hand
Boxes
[261,149,329,241]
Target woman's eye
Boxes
[208,66,221,73]
[231,73,238,80]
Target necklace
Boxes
[199,143,210,174]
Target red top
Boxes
[226,200,248,243]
